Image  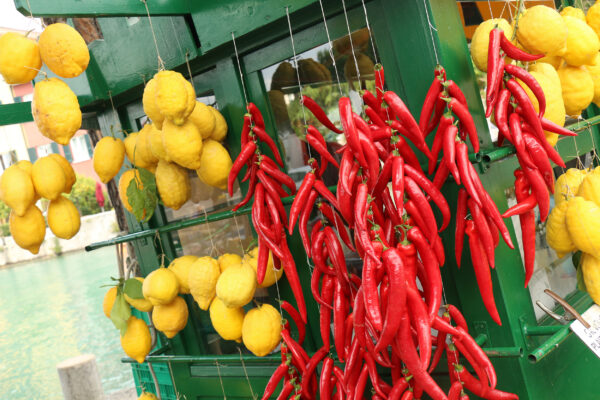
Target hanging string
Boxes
[422,0,440,65]
[360,0,379,65]
[141,0,165,71]
[108,90,122,132]
[201,206,220,258]
[231,32,250,107]
[340,0,364,92]
[317,0,344,96]
[487,0,494,20]
[237,347,258,400]
[215,361,227,400]
[587,125,600,164]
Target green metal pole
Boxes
[523,324,564,336]
[527,325,572,363]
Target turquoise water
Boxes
[0,247,135,399]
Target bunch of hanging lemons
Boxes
[470,3,600,145]
[546,166,600,306]
[0,23,89,144]
[111,70,232,219]
[0,155,80,254]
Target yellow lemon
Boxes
[243,252,283,288]
[103,286,117,318]
[470,19,513,72]
[162,119,203,170]
[155,160,190,210]
[530,62,561,87]
[49,154,76,193]
[517,5,567,56]
[32,78,81,145]
[167,255,198,294]
[189,256,221,310]
[142,78,164,129]
[560,6,586,21]
[536,54,562,69]
[32,156,67,200]
[196,139,232,190]
[147,123,169,162]
[9,205,45,254]
[93,137,125,183]
[138,392,158,400]
[142,268,179,306]
[242,304,282,357]
[47,195,80,239]
[0,164,34,216]
[587,1,600,40]
[13,159,38,202]
[154,70,195,125]
[152,296,189,338]
[561,16,600,66]
[247,247,259,258]
[38,23,89,78]
[0,32,41,84]
[118,169,141,213]
[546,201,576,258]
[121,316,151,364]
[216,262,257,308]
[188,101,216,139]
[210,297,245,342]
[209,106,228,142]
[135,124,159,171]
[124,277,153,312]
[566,196,600,254]
[557,64,594,116]
[582,253,600,306]
[577,167,600,206]
[555,168,587,206]
[586,54,600,107]
[123,132,139,166]
[217,253,242,272]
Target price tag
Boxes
[570,304,600,359]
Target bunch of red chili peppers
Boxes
[228,103,307,323]
[245,64,520,399]
[485,27,577,287]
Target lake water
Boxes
[0,247,135,399]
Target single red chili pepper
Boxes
[389,378,410,400]
[468,197,496,268]
[405,164,451,231]
[394,315,448,400]
[281,301,305,345]
[375,64,385,101]
[447,342,461,383]
[259,158,296,195]
[408,227,442,322]
[510,112,537,170]
[365,352,389,398]
[382,186,403,226]
[277,244,307,323]
[320,276,334,348]
[300,346,329,399]
[449,98,480,153]
[366,106,387,127]
[288,172,315,233]
[465,220,502,325]
[333,280,347,362]
[353,364,370,400]
[433,157,451,188]
[495,89,513,143]
[240,113,252,148]
[452,337,490,392]
[385,91,430,145]
[541,117,577,137]
[404,176,439,240]
[340,97,368,167]
[523,133,555,192]
[375,247,408,353]
[324,226,351,289]
[501,193,536,218]
[275,381,294,400]
[298,190,318,254]
[391,155,405,212]
[302,95,343,133]
[487,213,500,249]
[356,129,381,189]
[515,173,536,287]
[380,273,390,317]
[306,126,339,168]
[426,95,447,136]
[486,28,502,117]
[419,75,443,133]
[247,102,266,128]
[428,313,450,373]
[432,314,461,336]
[388,119,432,160]
[240,152,258,182]
[320,357,334,400]
[391,134,422,171]
[456,326,497,388]
[443,125,461,184]
[455,365,519,400]
[362,240,383,331]
[363,88,381,111]
[521,163,550,221]
[252,126,284,167]
[429,129,445,176]
[229,141,257,196]
[455,188,468,268]
[520,122,566,168]
[447,304,468,332]
[257,170,288,222]
[499,30,542,61]
[505,78,544,141]
[261,363,288,400]
[407,284,432,368]
[280,329,307,373]
[256,235,269,285]
[403,200,433,254]
[448,381,464,400]
[455,141,482,207]
[313,179,339,210]
[504,64,545,118]
[354,183,380,263]
[446,80,467,106]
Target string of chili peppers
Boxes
[485,27,577,287]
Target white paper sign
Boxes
[570,304,600,359]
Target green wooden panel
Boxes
[0,102,32,125]
[14,0,190,16]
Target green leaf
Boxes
[138,168,157,191]
[123,278,144,299]
[109,291,132,336]
[577,262,588,293]
[126,171,157,223]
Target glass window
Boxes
[70,135,91,162]
[36,143,54,157]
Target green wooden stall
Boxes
[2,0,600,398]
